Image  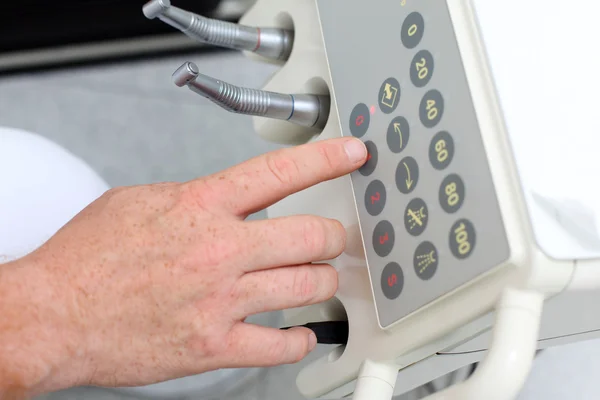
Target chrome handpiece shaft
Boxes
[173,62,330,130]
[143,0,294,61]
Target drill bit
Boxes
[173,62,330,130]
[143,0,294,61]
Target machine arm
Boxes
[352,288,544,400]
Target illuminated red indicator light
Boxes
[370,105,376,115]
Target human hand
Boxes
[0,137,367,396]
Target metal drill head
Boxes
[172,62,200,87]
[142,0,171,19]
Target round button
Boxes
[450,219,476,259]
[381,262,404,300]
[440,174,465,214]
[387,117,410,154]
[413,242,439,281]
[404,198,428,237]
[410,50,435,88]
[401,12,425,49]
[429,131,455,170]
[378,77,401,114]
[350,103,371,138]
[373,220,395,258]
[365,180,387,216]
[419,89,444,128]
[359,141,378,177]
[396,157,419,195]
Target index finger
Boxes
[197,137,367,217]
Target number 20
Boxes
[415,58,429,80]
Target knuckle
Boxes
[180,180,216,212]
[265,333,291,364]
[301,217,328,257]
[265,153,300,186]
[322,266,339,298]
[292,269,319,303]
[198,238,238,267]
[203,335,229,358]
[317,144,341,172]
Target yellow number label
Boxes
[445,182,460,207]
[426,99,438,121]
[454,223,471,256]
[415,58,429,80]
[408,23,418,37]
[435,139,448,163]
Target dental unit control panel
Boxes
[144,1,600,399]
[317,1,510,329]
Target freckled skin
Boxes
[0,138,367,398]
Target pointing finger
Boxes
[190,137,367,217]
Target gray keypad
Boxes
[317,0,510,328]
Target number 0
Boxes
[408,24,418,36]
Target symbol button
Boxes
[378,78,401,114]
[365,180,387,217]
[387,117,410,154]
[420,89,444,128]
[350,103,370,138]
[404,198,428,237]
[373,220,395,258]
[359,141,378,177]
[401,12,425,49]
[381,262,404,300]
[440,174,465,214]
[413,242,439,281]
[410,50,435,88]
[429,131,455,170]
[396,157,419,195]
[450,219,476,259]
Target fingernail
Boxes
[308,332,317,351]
[344,138,367,164]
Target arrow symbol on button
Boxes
[394,122,403,148]
[404,162,413,189]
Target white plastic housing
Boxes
[239,0,600,398]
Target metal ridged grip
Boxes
[143,0,294,61]
[173,62,330,130]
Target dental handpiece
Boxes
[173,62,330,130]
[143,0,294,61]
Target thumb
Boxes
[222,323,317,368]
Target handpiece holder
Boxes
[353,288,545,400]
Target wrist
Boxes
[0,253,87,396]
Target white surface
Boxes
[240,0,579,398]
[424,289,544,400]
[352,360,398,400]
[0,126,109,261]
[472,0,600,260]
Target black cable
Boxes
[281,321,349,345]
